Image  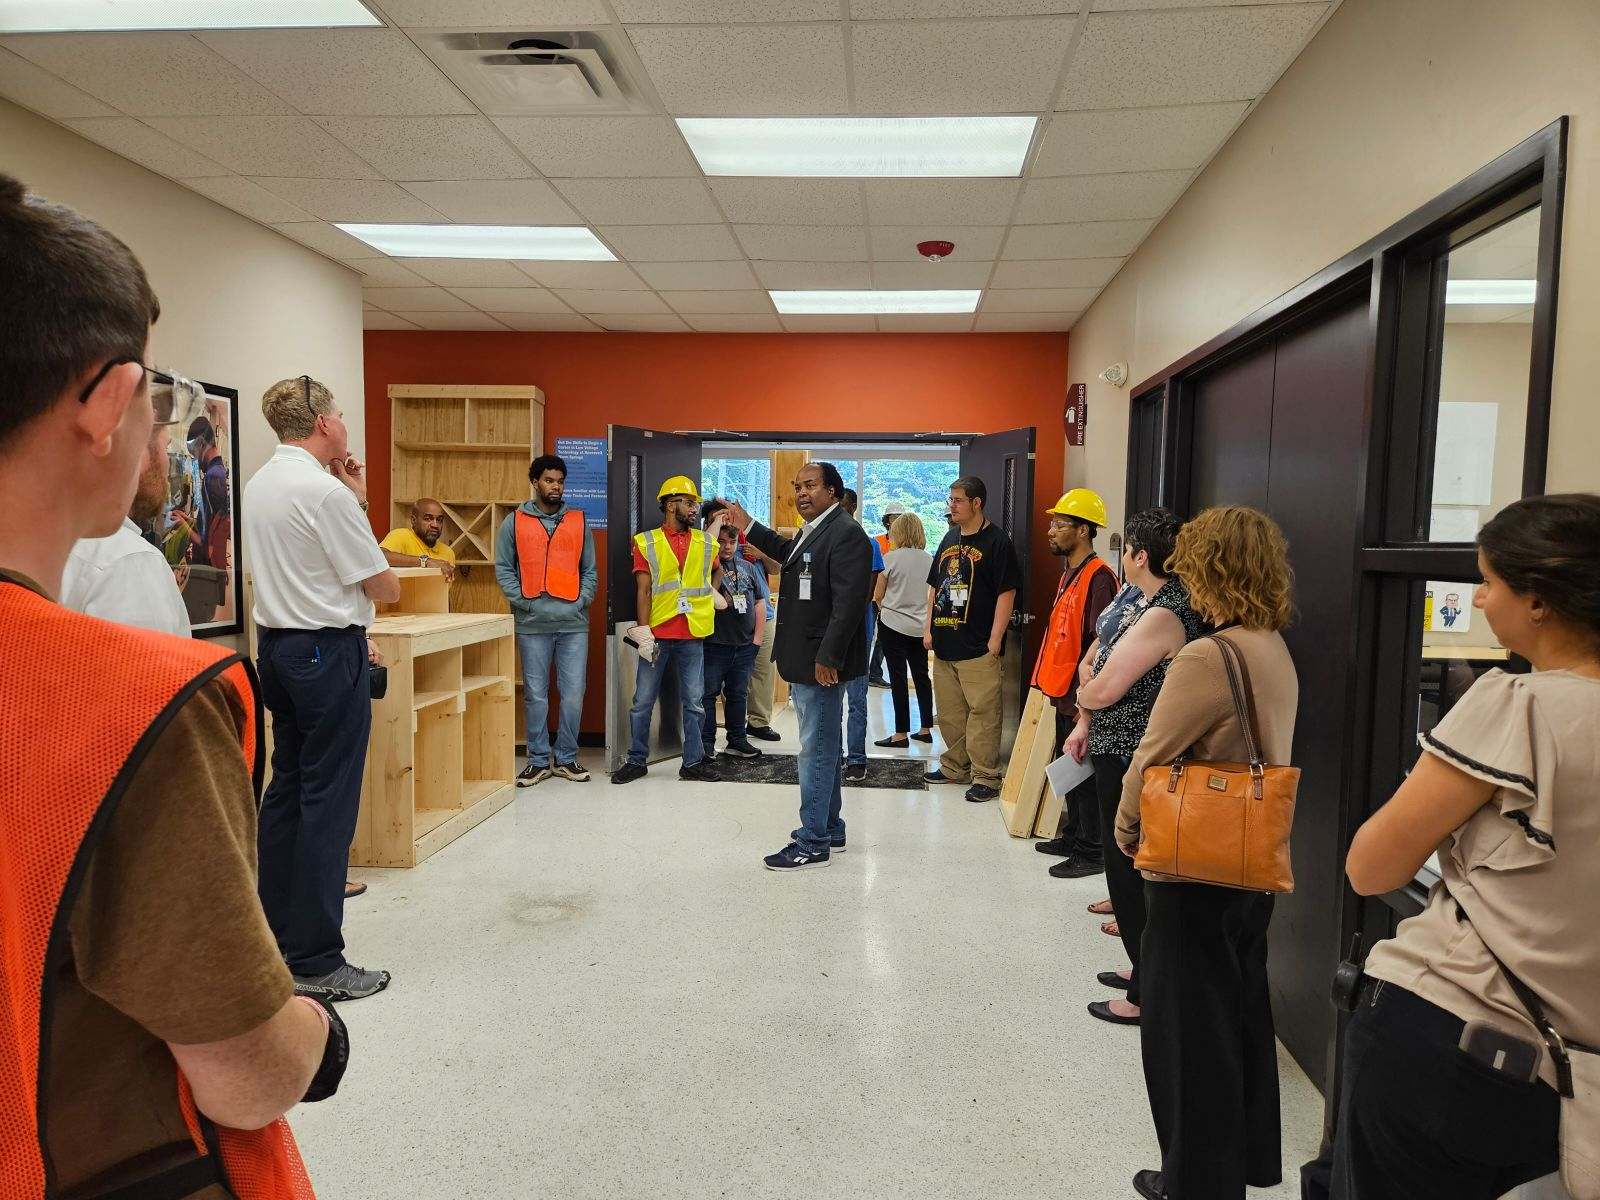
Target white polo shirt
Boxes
[243,444,388,631]
[61,518,191,638]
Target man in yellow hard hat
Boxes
[613,474,724,786]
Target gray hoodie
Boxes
[494,500,598,634]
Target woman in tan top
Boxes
[1332,494,1600,1200]
[1114,507,1299,1200]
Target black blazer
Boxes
[744,507,874,685]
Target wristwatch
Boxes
[420,555,430,567]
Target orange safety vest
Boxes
[0,581,315,1200]
[515,508,585,603]
[1031,556,1115,699]
[874,533,892,556]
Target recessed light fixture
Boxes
[771,290,981,315]
[0,0,381,31]
[677,117,1037,178]
[1445,279,1537,304]
[336,223,615,261]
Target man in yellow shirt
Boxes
[380,498,456,582]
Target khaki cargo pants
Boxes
[933,652,1003,788]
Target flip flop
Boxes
[1101,920,1120,937]
[1087,899,1114,916]
[344,880,368,898]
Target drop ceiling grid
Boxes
[0,1,1342,333]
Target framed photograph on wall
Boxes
[136,381,243,638]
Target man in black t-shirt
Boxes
[922,475,1022,803]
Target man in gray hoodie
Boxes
[496,453,598,786]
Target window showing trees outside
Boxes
[831,457,960,544]
[701,457,771,525]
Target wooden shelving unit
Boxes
[354,612,518,868]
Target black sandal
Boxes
[910,731,933,743]
[874,735,910,748]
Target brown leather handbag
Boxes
[1133,634,1299,892]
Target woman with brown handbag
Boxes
[1114,506,1299,1200]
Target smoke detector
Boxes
[917,240,955,261]
[415,30,644,115]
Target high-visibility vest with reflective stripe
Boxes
[633,526,715,637]
[515,508,585,602]
[0,580,316,1200]
[1031,556,1115,699]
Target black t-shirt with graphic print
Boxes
[925,521,1023,662]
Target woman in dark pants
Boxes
[874,513,935,747]
[1068,509,1205,1023]
[1115,506,1300,1200]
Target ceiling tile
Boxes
[375,0,608,26]
[869,226,1006,261]
[598,224,744,261]
[1093,0,1324,8]
[709,179,865,226]
[397,179,579,224]
[988,257,1122,287]
[448,287,571,312]
[488,312,604,331]
[854,0,1084,14]
[875,313,979,331]
[364,311,422,329]
[0,33,291,116]
[851,17,1075,113]
[753,261,873,289]
[400,258,535,286]
[634,261,759,290]
[736,225,868,262]
[591,315,693,332]
[0,46,117,119]
[781,316,879,332]
[555,178,721,226]
[973,312,1077,331]
[627,23,850,116]
[182,174,317,223]
[1015,170,1191,223]
[614,0,837,17]
[272,220,386,259]
[1002,219,1151,258]
[149,116,382,179]
[660,291,774,315]
[362,286,472,311]
[513,261,650,289]
[252,178,444,222]
[61,118,232,179]
[863,179,1021,226]
[981,287,1101,311]
[553,290,671,314]
[870,260,993,289]
[352,258,432,286]
[1060,5,1325,109]
[390,310,511,330]
[315,116,532,181]
[493,116,698,178]
[1032,103,1247,175]
[684,315,785,332]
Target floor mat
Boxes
[708,753,929,791]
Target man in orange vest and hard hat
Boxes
[1031,488,1122,878]
[496,452,598,787]
[0,174,340,1198]
[613,474,725,785]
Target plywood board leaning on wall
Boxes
[998,687,1056,837]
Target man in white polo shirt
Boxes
[244,374,399,1002]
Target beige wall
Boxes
[1065,0,1599,538]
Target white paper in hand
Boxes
[1046,752,1095,798]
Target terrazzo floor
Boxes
[292,689,1327,1200]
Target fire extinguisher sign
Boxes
[1064,383,1087,447]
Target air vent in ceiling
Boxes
[417,30,641,115]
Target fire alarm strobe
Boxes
[917,240,956,261]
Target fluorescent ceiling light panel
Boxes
[677,117,1037,178]
[336,224,615,262]
[0,0,380,31]
[771,290,981,315]
[1445,279,1537,305]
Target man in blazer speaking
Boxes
[717,462,874,872]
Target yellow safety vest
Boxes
[634,527,715,637]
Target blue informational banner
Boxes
[555,437,607,531]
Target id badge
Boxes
[734,594,749,614]
[952,588,969,609]
[676,594,692,616]
[798,577,813,601]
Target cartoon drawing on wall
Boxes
[1423,581,1472,635]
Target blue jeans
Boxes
[517,631,587,768]
[628,638,705,768]
[790,681,845,854]
[845,673,869,766]
[702,640,757,754]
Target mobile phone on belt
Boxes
[1459,1020,1541,1082]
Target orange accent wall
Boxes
[364,331,1071,734]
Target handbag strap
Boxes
[1211,633,1264,770]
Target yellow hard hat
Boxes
[1045,488,1108,527]
[657,474,701,503]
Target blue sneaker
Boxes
[763,842,831,871]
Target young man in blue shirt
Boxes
[700,501,768,761]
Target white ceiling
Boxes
[0,0,1337,333]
